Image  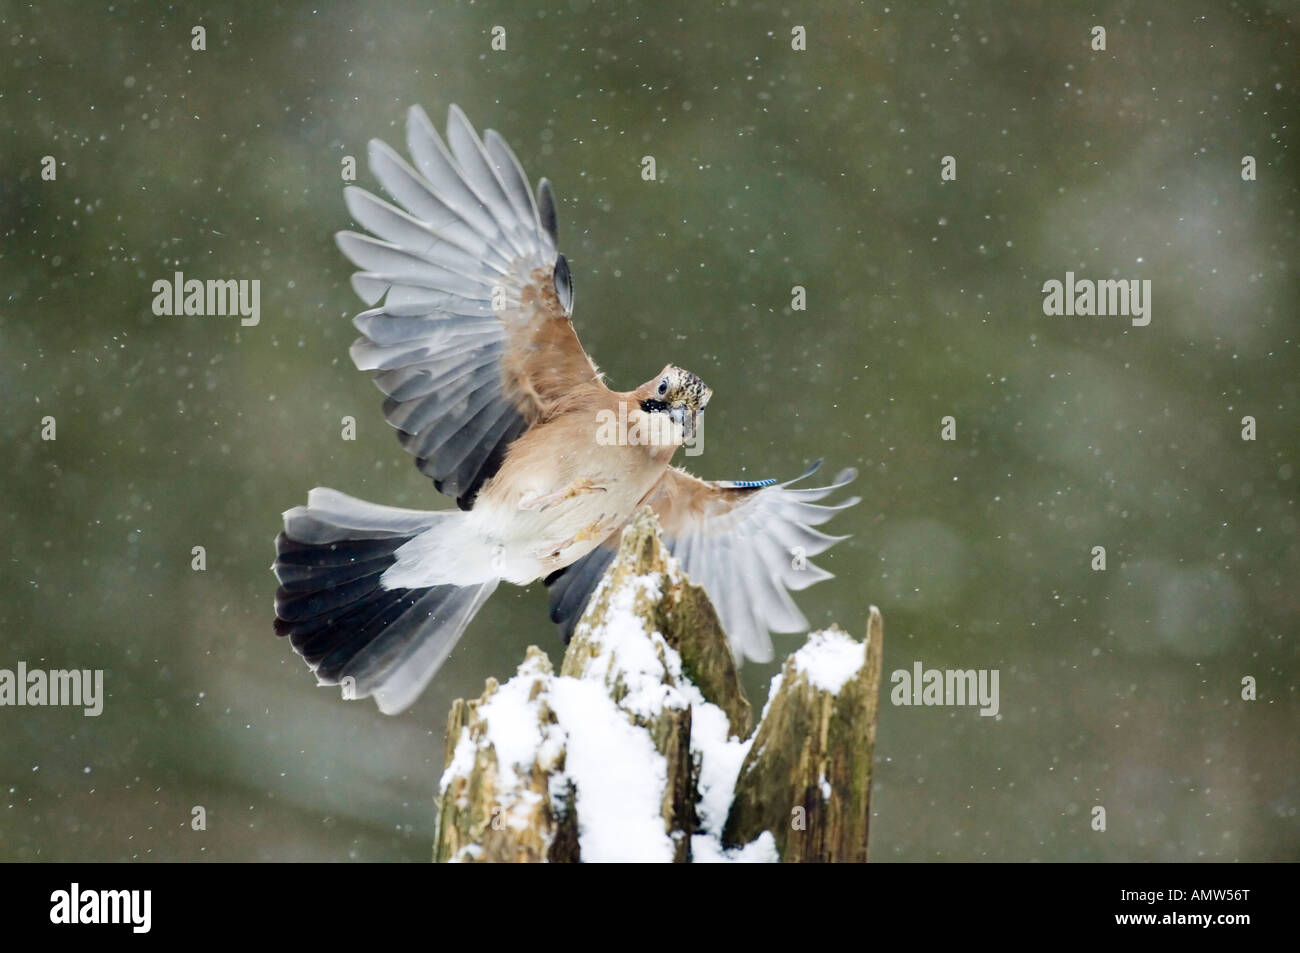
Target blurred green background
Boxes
[2,0,1296,861]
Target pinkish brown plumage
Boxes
[273,105,857,713]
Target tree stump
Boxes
[433,507,882,862]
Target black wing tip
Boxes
[538,178,558,245]
[553,254,573,314]
[544,546,617,645]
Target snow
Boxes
[477,653,557,789]
[692,830,779,863]
[438,644,676,862]
[678,679,751,839]
[438,726,474,796]
[549,678,674,863]
[758,670,784,724]
[574,564,765,859]
[572,571,685,720]
[504,789,544,832]
[792,628,867,695]
[438,561,781,862]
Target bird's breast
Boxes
[474,419,672,583]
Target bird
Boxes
[272,104,859,714]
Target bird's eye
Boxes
[658,379,668,396]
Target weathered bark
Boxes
[723,608,884,862]
[560,510,752,738]
[433,650,578,863]
[433,508,881,863]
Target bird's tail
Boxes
[272,487,498,714]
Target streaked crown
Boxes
[658,365,712,411]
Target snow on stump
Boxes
[433,507,882,863]
[722,609,884,862]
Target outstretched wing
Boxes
[545,461,858,663]
[337,104,603,509]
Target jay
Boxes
[273,105,858,713]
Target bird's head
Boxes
[638,364,712,441]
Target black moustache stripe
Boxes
[639,399,671,413]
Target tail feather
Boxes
[275,569,390,622]
[285,486,446,541]
[275,531,414,568]
[272,487,498,713]
[345,581,498,714]
[273,554,396,591]
[284,586,422,669]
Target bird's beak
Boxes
[669,404,695,440]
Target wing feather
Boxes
[543,461,859,661]
[644,461,858,662]
[337,105,603,509]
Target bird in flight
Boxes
[273,105,858,713]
